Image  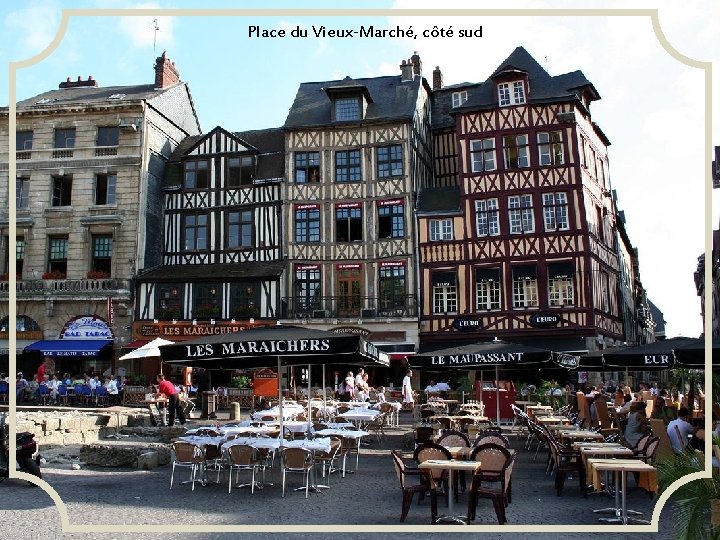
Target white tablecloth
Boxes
[315,429,368,439]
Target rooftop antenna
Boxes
[152,18,160,58]
[544,55,550,75]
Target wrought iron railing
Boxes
[281,295,417,319]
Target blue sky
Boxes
[2,0,718,340]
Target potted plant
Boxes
[233,304,260,318]
[42,270,66,280]
[87,270,110,279]
[157,307,181,319]
[194,303,221,318]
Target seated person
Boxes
[624,401,649,449]
[667,407,696,453]
[424,380,439,394]
[375,386,387,403]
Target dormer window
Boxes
[451,91,468,108]
[498,81,526,106]
[335,98,360,121]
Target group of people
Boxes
[340,368,372,401]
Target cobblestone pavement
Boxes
[0,412,675,539]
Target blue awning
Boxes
[24,339,113,357]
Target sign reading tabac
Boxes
[61,316,113,339]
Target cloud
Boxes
[3,0,62,59]
[117,3,174,49]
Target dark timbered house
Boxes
[419,47,644,358]
[133,126,284,342]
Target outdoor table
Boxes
[103,405,132,439]
[536,416,573,428]
[526,405,554,419]
[588,458,657,524]
[443,446,471,460]
[335,410,380,429]
[177,435,226,486]
[141,398,168,425]
[321,422,354,430]
[283,437,333,492]
[252,406,304,421]
[557,429,605,444]
[578,445,634,493]
[220,425,277,437]
[419,459,482,524]
[370,401,402,425]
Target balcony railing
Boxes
[0,278,131,296]
[281,295,417,320]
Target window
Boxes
[96,126,119,146]
[503,134,529,169]
[475,268,501,311]
[94,173,116,205]
[542,192,569,231]
[470,138,496,172]
[537,131,564,166]
[294,206,320,243]
[548,262,575,307]
[230,282,260,318]
[16,131,33,150]
[294,152,320,183]
[192,283,221,319]
[91,235,112,275]
[335,205,363,242]
[54,128,75,148]
[48,237,68,275]
[183,213,208,251]
[16,177,29,209]
[508,194,534,234]
[498,81,525,106]
[335,150,361,182]
[451,91,468,108]
[335,98,360,121]
[228,210,254,249]
[295,267,321,314]
[5,237,25,275]
[376,145,403,178]
[157,284,183,319]
[379,264,406,314]
[51,175,72,206]
[228,156,253,187]
[184,160,209,189]
[512,265,538,308]
[429,219,453,241]
[378,202,405,239]
[475,198,500,237]
[432,272,457,313]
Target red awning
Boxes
[121,339,150,351]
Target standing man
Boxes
[156,373,186,426]
[401,369,414,411]
[36,356,52,387]
[355,368,366,402]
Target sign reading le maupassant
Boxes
[430,352,524,365]
[185,338,332,358]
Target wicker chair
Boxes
[170,441,204,491]
[280,447,314,498]
[227,444,260,494]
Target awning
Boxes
[121,339,151,352]
[24,339,113,357]
[0,339,37,354]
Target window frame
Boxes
[48,236,68,275]
[475,198,500,237]
[503,134,530,169]
[498,80,526,106]
[475,277,501,311]
[377,202,405,239]
[53,128,75,149]
[429,218,453,242]
[335,149,362,183]
[294,206,321,243]
[230,282,261,318]
[91,235,113,275]
[156,284,183,319]
[548,276,574,307]
[294,151,321,183]
[227,209,255,250]
[51,175,73,207]
[227,156,254,187]
[184,160,210,190]
[376,144,403,178]
[334,97,361,121]
[335,205,363,242]
[451,91,468,108]
[542,192,569,232]
[16,177,29,209]
[537,130,564,166]
[432,281,458,314]
[378,264,406,314]
[294,267,321,314]
[94,173,117,206]
[192,283,222,319]
[512,267,538,308]
[508,194,535,234]
[470,138,497,172]
[182,212,208,251]
[16,131,33,151]
[96,126,119,147]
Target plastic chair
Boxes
[94,385,109,407]
[467,443,515,523]
[36,384,51,405]
[391,450,437,523]
[0,381,9,404]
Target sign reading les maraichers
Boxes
[430,352,524,366]
[185,338,332,358]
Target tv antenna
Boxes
[152,18,160,58]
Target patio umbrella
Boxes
[117,337,176,379]
[409,340,554,425]
[159,325,388,433]
[600,338,698,370]
[671,336,720,369]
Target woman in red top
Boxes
[156,373,186,426]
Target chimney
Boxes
[432,66,443,90]
[58,75,98,89]
[154,51,180,89]
[410,52,422,76]
[400,59,414,82]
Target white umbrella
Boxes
[118,337,175,360]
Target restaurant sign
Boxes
[529,313,561,328]
[452,316,482,332]
[555,353,579,369]
[643,354,672,366]
[61,316,113,339]
[430,352,524,366]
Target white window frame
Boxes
[542,192,569,232]
[538,130,564,166]
[429,219,453,241]
[498,81,526,106]
[503,134,529,169]
[475,198,500,237]
[433,285,457,314]
[451,90,468,108]
[512,275,538,308]
[548,276,574,307]
[508,194,534,234]
[470,138,496,172]
[476,280,501,311]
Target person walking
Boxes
[156,373,186,426]
[401,369,414,411]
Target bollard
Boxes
[230,402,240,421]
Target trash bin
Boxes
[201,391,216,419]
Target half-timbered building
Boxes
[280,55,433,379]
[132,126,284,346]
[419,47,644,358]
